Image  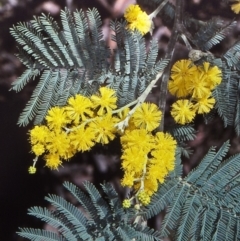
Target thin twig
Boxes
[115,71,163,132]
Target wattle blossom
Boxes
[89,114,118,144]
[168,59,198,98]
[187,71,211,99]
[65,95,93,124]
[32,143,45,156]
[199,62,222,90]
[132,103,162,131]
[194,94,216,114]
[44,153,62,170]
[46,107,68,130]
[91,87,117,116]
[120,129,154,153]
[124,4,152,35]
[29,125,49,145]
[69,126,96,152]
[171,99,196,125]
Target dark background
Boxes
[0,0,240,240]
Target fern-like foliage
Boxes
[10,8,167,126]
[191,18,236,51]
[17,181,161,241]
[143,140,240,241]
[17,141,240,241]
[210,59,239,129]
[167,124,196,158]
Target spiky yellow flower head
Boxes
[122,199,131,208]
[29,125,49,145]
[171,99,196,125]
[28,166,36,174]
[153,132,177,154]
[199,62,222,90]
[124,4,142,22]
[120,129,154,153]
[121,171,135,187]
[69,126,96,152]
[168,59,198,98]
[121,147,148,175]
[91,87,117,116]
[187,71,211,99]
[194,94,216,114]
[143,176,159,196]
[44,153,62,170]
[231,1,240,14]
[46,106,68,130]
[132,103,162,131]
[124,4,151,35]
[65,95,93,124]
[89,114,117,144]
[46,131,71,157]
[32,143,45,156]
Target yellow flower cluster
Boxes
[124,4,152,35]
[28,87,177,206]
[120,107,177,206]
[168,60,222,125]
[231,1,240,14]
[29,87,118,170]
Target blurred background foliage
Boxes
[1,0,240,240]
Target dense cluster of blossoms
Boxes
[119,104,177,206]
[28,86,177,206]
[124,4,152,35]
[29,87,118,171]
[121,129,176,206]
[168,59,222,125]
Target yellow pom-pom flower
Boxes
[124,4,142,22]
[121,171,135,187]
[121,147,148,175]
[120,129,154,153]
[199,62,222,90]
[124,4,152,35]
[187,71,211,99]
[29,125,49,145]
[44,153,62,170]
[128,12,151,35]
[194,94,216,114]
[132,103,162,131]
[32,143,45,156]
[91,87,117,116]
[46,106,68,130]
[69,126,96,152]
[168,59,198,98]
[65,95,93,124]
[89,114,117,145]
[154,132,177,153]
[45,130,70,157]
[171,99,196,124]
